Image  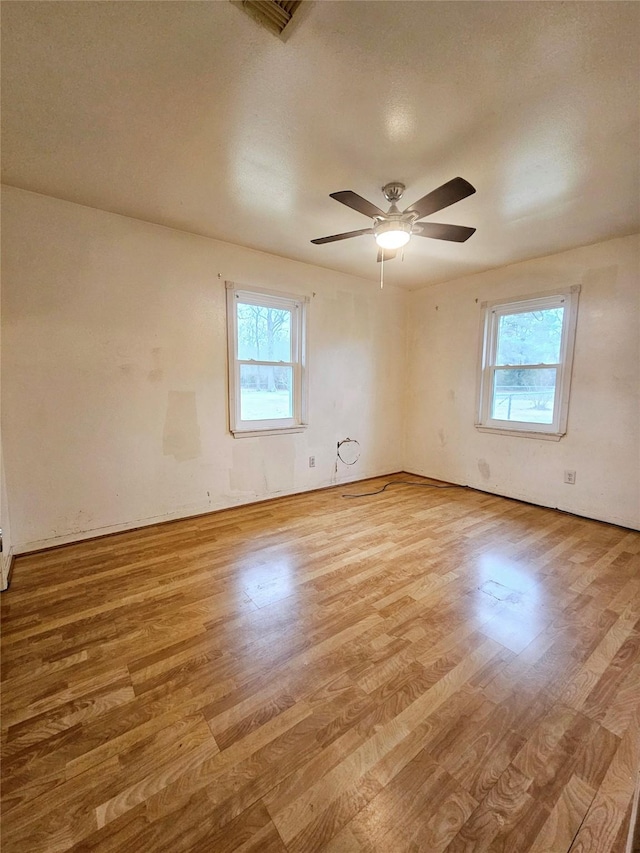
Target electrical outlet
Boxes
[564,470,576,484]
[309,456,315,468]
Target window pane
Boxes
[496,307,564,365]
[491,368,557,424]
[240,365,293,421]
[237,303,292,362]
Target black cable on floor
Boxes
[342,481,463,498]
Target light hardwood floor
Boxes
[2,474,639,852]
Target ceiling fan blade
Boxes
[311,228,373,245]
[377,248,398,263]
[414,222,476,242]
[330,191,385,219]
[403,177,476,220]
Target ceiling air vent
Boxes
[236,0,303,36]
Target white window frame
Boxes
[226,281,309,438]
[475,285,580,440]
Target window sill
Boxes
[475,425,565,441]
[231,425,308,439]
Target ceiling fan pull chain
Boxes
[380,252,384,289]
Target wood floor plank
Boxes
[1,474,638,852]
[443,763,534,853]
[568,707,640,853]
[527,774,596,853]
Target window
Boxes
[226,282,308,437]
[476,286,580,439]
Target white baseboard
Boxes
[12,468,402,556]
[403,469,640,532]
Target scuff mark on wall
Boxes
[163,391,201,461]
[230,440,271,494]
[437,429,447,448]
[230,436,296,495]
[478,459,491,480]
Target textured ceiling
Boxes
[2,1,639,289]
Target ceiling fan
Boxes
[311,177,476,261]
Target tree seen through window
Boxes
[494,308,564,415]
[236,303,294,420]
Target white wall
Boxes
[3,187,638,555]
[1,187,407,552]
[405,234,640,530]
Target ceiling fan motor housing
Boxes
[381,182,405,203]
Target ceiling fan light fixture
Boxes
[374,220,411,249]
